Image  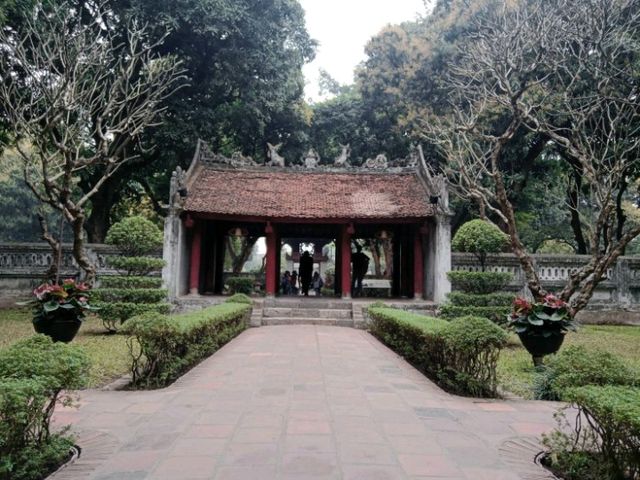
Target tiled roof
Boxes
[184,167,435,220]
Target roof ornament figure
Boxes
[364,153,388,170]
[334,144,351,167]
[303,148,320,169]
[229,151,257,168]
[417,144,450,213]
[266,142,286,167]
[407,144,420,168]
[169,166,187,214]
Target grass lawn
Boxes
[0,308,130,388]
[498,324,640,398]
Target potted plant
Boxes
[508,294,577,366]
[20,279,97,342]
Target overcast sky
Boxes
[299,0,428,102]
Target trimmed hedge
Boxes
[368,307,507,397]
[534,345,638,401]
[226,277,254,295]
[92,288,168,304]
[446,292,516,307]
[439,305,511,325]
[544,386,640,480]
[447,271,512,294]
[107,257,165,276]
[94,302,171,331]
[104,216,162,257]
[0,336,90,480]
[225,293,253,304]
[452,219,509,269]
[123,303,251,388]
[100,276,162,289]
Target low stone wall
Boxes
[452,252,640,324]
[0,243,122,307]
[2,243,640,322]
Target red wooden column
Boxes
[341,224,354,299]
[265,222,278,296]
[189,220,203,295]
[414,226,426,299]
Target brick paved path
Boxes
[51,326,560,480]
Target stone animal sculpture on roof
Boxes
[266,142,285,167]
[364,153,388,170]
[230,152,257,168]
[303,148,320,169]
[334,144,351,167]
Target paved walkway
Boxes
[51,326,560,480]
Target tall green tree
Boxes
[424,0,640,314]
[81,0,316,241]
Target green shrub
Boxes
[534,345,638,401]
[107,256,165,276]
[100,276,163,289]
[226,276,254,295]
[97,225,166,333]
[439,305,511,325]
[105,216,163,257]
[446,292,515,307]
[367,307,448,372]
[225,293,253,305]
[452,219,509,270]
[94,302,171,333]
[123,303,251,388]
[1,434,74,480]
[0,335,90,392]
[368,307,507,397]
[0,336,89,480]
[543,386,640,480]
[447,271,512,294]
[440,316,508,396]
[93,288,168,304]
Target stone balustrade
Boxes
[452,252,640,323]
[0,243,148,306]
[2,243,640,318]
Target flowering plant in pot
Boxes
[19,279,98,342]
[507,294,577,366]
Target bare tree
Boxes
[423,0,640,315]
[0,2,185,282]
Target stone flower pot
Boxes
[33,311,83,343]
[517,332,565,367]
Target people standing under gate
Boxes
[312,271,324,296]
[290,271,299,295]
[351,244,370,297]
[281,271,291,295]
[299,251,313,296]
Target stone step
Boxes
[262,307,352,319]
[261,317,354,327]
[264,299,352,310]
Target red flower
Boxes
[513,297,533,315]
[543,294,566,309]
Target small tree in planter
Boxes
[441,220,514,324]
[93,217,169,333]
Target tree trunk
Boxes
[568,167,588,254]
[71,214,96,284]
[367,239,383,277]
[85,177,119,243]
[37,214,62,282]
[227,236,258,274]
[382,238,393,279]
